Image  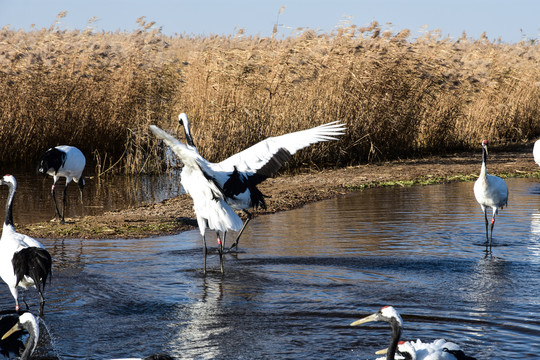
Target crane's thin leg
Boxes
[483,210,489,245]
[490,216,495,247]
[217,231,225,274]
[38,289,45,316]
[229,210,252,252]
[202,234,207,274]
[51,184,61,221]
[78,177,84,204]
[61,183,69,224]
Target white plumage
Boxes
[351,306,476,360]
[0,175,52,315]
[175,113,346,250]
[150,125,243,273]
[37,145,86,223]
[473,140,508,247]
[389,339,469,360]
[533,139,540,166]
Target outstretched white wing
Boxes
[213,121,346,177]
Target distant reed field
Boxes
[0,16,538,175]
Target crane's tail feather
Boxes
[12,247,52,291]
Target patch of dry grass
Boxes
[0,15,539,174]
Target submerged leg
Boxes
[490,216,496,247]
[229,210,252,252]
[483,209,489,245]
[217,231,225,274]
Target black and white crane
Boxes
[0,175,52,316]
[175,113,346,251]
[350,306,476,360]
[0,311,39,360]
[150,125,244,273]
[37,145,86,224]
[473,140,508,249]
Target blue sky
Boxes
[0,0,538,43]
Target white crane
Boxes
[533,139,540,166]
[0,311,39,360]
[150,125,243,273]
[473,140,508,248]
[37,145,86,224]
[0,175,52,315]
[175,113,346,251]
[350,306,476,360]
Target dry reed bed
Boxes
[0,17,539,174]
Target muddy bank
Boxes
[18,147,539,239]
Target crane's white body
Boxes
[0,175,51,314]
[150,126,243,236]
[174,113,346,250]
[0,224,45,301]
[38,145,86,223]
[534,140,540,166]
[473,140,508,245]
[389,339,464,360]
[45,145,86,185]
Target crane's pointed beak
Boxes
[375,348,389,355]
[2,322,22,340]
[350,313,378,326]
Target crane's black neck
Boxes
[20,322,37,360]
[3,181,15,227]
[181,119,196,149]
[482,145,488,166]
[386,318,402,360]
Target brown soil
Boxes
[18,147,539,239]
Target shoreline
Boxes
[18,146,539,239]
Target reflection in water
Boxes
[529,211,540,262]
[0,168,182,224]
[0,178,539,359]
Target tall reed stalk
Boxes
[0,16,538,175]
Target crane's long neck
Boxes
[386,319,402,360]
[182,120,196,149]
[3,182,15,227]
[21,323,38,360]
[479,146,488,179]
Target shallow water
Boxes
[0,168,181,224]
[1,177,540,359]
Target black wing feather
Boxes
[37,147,66,174]
[12,247,52,291]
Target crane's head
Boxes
[350,306,403,328]
[0,174,16,188]
[481,139,489,155]
[178,113,189,127]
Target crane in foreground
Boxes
[473,140,508,250]
[175,113,346,251]
[350,306,476,360]
[0,311,39,360]
[0,175,52,315]
[150,125,243,273]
